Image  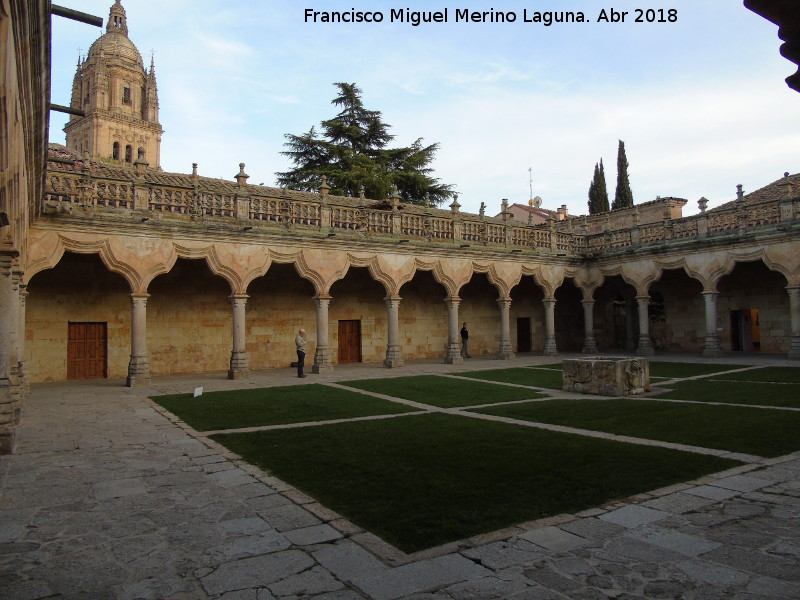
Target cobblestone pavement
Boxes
[1,355,799,599]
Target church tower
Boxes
[64,0,163,168]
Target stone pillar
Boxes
[497,298,515,359]
[126,293,151,387]
[228,294,250,379]
[702,291,723,358]
[542,299,558,356]
[788,286,800,359]
[312,294,334,374]
[444,297,463,364]
[635,295,655,356]
[582,300,599,353]
[384,297,404,368]
[0,254,20,454]
[18,283,29,394]
[625,298,637,351]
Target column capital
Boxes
[314,293,333,301]
[131,292,150,300]
[229,293,250,301]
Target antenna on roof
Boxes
[529,166,533,202]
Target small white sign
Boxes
[193,386,203,397]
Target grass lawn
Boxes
[652,379,800,408]
[150,384,419,431]
[458,368,563,390]
[709,366,800,383]
[211,413,740,553]
[648,362,750,379]
[471,399,800,458]
[338,375,547,407]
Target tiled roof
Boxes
[711,173,800,212]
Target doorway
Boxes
[730,309,761,351]
[516,317,531,353]
[67,322,108,379]
[337,320,362,363]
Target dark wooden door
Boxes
[67,322,108,379]
[516,318,531,353]
[337,320,362,363]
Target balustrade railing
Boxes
[42,169,798,257]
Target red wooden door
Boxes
[337,320,362,363]
[67,322,108,379]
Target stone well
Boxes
[562,357,650,396]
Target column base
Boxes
[543,339,558,356]
[227,369,250,380]
[0,426,16,455]
[228,352,250,380]
[582,340,599,354]
[497,342,515,360]
[702,348,723,358]
[384,345,404,368]
[312,348,334,374]
[703,335,723,358]
[126,375,151,387]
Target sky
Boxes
[49,1,800,217]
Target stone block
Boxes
[562,357,649,396]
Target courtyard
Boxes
[1,354,798,599]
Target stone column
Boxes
[18,283,29,394]
[444,297,463,364]
[635,295,655,356]
[788,286,800,359]
[312,294,334,374]
[0,254,20,454]
[582,300,599,353]
[702,291,723,357]
[126,293,151,387]
[625,296,637,351]
[228,294,250,379]
[542,299,558,356]
[497,298,515,359]
[384,296,404,368]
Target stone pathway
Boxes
[1,355,799,599]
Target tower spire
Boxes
[107,0,129,36]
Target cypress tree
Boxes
[588,163,599,214]
[589,159,610,214]
[613,140,634,210]
[596,159,609,212]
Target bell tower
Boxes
[64,0,163,168]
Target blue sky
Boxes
[50,1,800,216]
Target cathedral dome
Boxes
[86,31,144,67]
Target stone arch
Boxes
[247,262,317,371]
[26,251,131,382]
[147,257,232,375]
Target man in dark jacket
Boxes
[460,322,471,358]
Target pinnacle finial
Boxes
[107,0,129,35]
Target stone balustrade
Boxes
[42,151,799,258]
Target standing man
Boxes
[460,321,471,358]
[295,328,307,378]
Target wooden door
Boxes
[337,320,362,363]
[516,318,531,353]
[67,322,108,379]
